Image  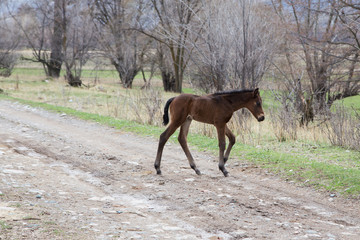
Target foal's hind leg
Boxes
[216,124,229,177]
[154,123,180,175]
[178,117,201,175]
[224,125,236,164]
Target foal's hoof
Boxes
[156,169,162,175]
[191,165,201,175]
[219,165,229,177]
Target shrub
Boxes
[325,105,360,150]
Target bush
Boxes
[130,88,164,126]
[325,105,360,150]
[0,51,18,77]
[268,91,299,142]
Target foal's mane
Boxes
[211,89,254,96]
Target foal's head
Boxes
[247,88,265,122]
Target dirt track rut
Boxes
[1,100,360,239]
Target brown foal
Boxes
[154,88,265,177]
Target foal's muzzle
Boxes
[257,115,265,122]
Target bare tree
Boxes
[336,0,360,51]
[90,0,149,89]
[191,0,279,92]
[48,0,64,78]
[62,1,96,87]
[139,0,202,93]
[271,0,360,112]
[9,1,54,76]
[327,0,360,104]
[9,0,94,85]
[0,1,19,77]
[8,0,66,78]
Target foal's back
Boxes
[171,93,233,125]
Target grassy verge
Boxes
[1,93,360,198]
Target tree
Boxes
[0,0,19,77]
[90,0,149,89]
[9,0,65,78]
[10,0,94,85]
[191,0,279,92]
[140,0,202,92]
[271,0,360,111]
[62,1,96,86]
[327,0,360,104]
[48,0,64,78]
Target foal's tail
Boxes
[163,97,175,125]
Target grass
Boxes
[333,95,360,113]
[1,67,360,198]
[242,143,360,195]
[0,220,12,230]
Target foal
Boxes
[154,88,265,177]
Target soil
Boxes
[0,99,360,240]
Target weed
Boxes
[9,203,21,208]
[0,220,12,230]
[53,229,63,235]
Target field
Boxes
[1,66,360,198]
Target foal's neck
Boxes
[224,92,253,111]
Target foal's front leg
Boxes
[216,125,229,177]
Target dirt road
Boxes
[0,99,360,240]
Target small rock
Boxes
[229,199,237,204]
[60,113,67,117]
[305,229,319,236]
[276,222,291,229]
[36,194,42,199]
[21,127,29,132]
[329,193,336,198]
[185,178,195,182]
[327,233,336,240]
[231,230,247,238]
[25,224,40,229]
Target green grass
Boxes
[12,68,46,76]
[338,95,360,112]
[1,93,360,198]
[242,143,360,195]
[0,220,12,230]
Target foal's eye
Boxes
[256,101,261,107]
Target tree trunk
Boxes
[49,0,64,78]
[161,70,176,92]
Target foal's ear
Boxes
[253,88,259,97]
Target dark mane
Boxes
[211,89,254,96]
